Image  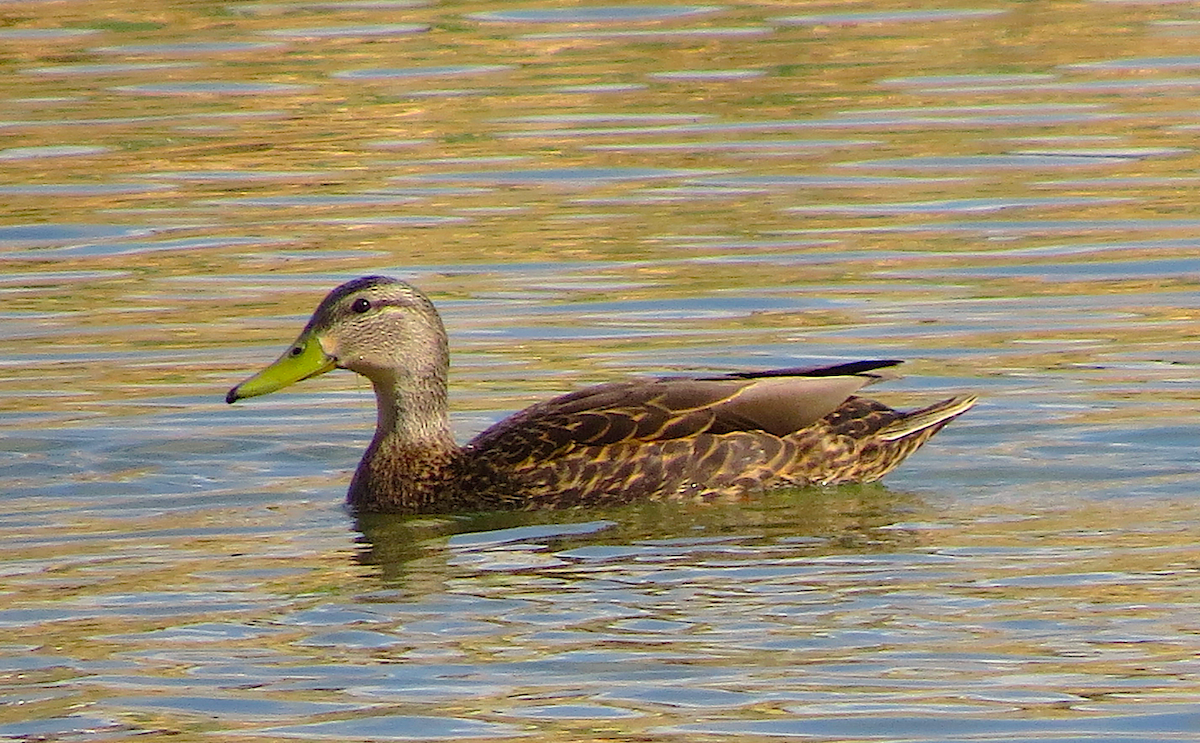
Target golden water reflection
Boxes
[0,0,1198,740]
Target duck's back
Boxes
[455,362,974,508]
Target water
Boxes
[1,1,1198,741]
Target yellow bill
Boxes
[226,332,336,403]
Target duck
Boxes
[226,276,977,514]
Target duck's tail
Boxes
[876,395,978,442]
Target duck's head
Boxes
[226,276,448,404]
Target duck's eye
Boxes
[351,298,371,314]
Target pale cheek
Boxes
[332,340,388,375]
[318,336,341,362]
[321,321,400,376]
[339,348,373,373]
[320,336,373,374]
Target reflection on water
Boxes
[1,0,1198,741]
[355,486,923,581]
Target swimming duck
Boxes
[226,276,976,513]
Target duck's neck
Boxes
[347,370,459,513]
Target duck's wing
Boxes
[465,360,903,468]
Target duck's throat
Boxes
[347,377,459,513]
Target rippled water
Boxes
[1,1,1198,741]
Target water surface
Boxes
[0,1,1197,742]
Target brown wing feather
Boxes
[493,432,798,508]
[467,379,732,467]
[465,363,891,471]
[708,375,882,436]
